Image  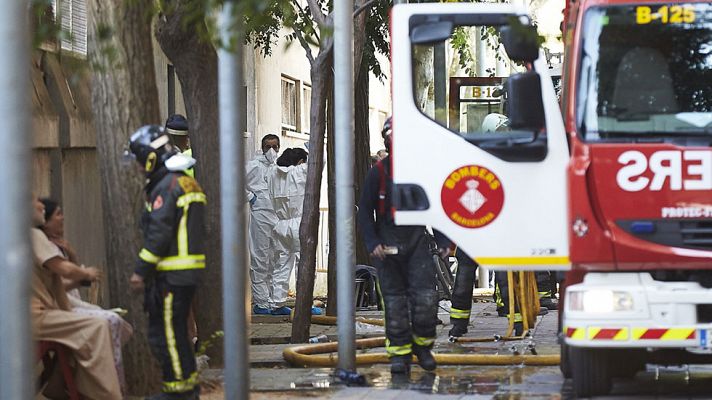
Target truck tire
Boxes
[610,349,645,379]
[570,347,612,397]
[559,342,572,379]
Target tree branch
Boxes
[293,0,321,44]
[305,0,327,27]
[353,0,377,19]
[292,27,315,64]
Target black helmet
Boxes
[128,125,174,174]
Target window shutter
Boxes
[71,0,87,56]
[60,0,72,51]
[56,0,88,57]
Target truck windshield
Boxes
[577,3,712,141]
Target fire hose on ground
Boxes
[283,270,559,367]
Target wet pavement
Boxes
[198,296,712,399]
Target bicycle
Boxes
[425,231,455,301]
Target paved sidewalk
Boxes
[209,296,564,398]
[247,296,560,367]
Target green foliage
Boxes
[363,0,391,80]
[90,23,121,72]
[30,0,60,48]
[451,27,475,76]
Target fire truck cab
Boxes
[559,0,712,396]
[390,1,712,397]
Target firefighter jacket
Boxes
[357,156,450,253]
[136,167,206,286]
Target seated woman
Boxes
[40,198,133,394]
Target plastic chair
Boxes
[37,341,80,400]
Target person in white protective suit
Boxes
[246,134,280,315]
[268,148,322,315]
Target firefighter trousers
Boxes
[147,282,198,394]
[450,249,478,323]
[494,271,522,321]
[374,225,439,358]
[535,270,556,298]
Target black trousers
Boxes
[535,271,556,297]
[147,282,198,394]
[374,225,438,357]
[494,271,521,320]
[450,248,478,322]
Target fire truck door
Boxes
[390,3,570,270]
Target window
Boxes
[302,85,312,134]
[412,21,517,135]
[281,76,298,131]
[51,0,88,57]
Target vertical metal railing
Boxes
[0,1,32,399]
[334,0,356,372]
[218,2,250,399]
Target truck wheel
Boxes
[610,349,645,379]
[559,342,572,379]
[570,347,612,397]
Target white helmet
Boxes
[481,113,509,132]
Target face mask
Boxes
[265,148,278,164]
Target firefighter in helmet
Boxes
[357,117,440,375]
[127,125,205,400]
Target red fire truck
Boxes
[390,1,711,396]
[559,0,712,396]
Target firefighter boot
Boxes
[448,318,469,338]
[390,355,412,374]
[413,345,437,371]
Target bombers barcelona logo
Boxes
[441,165,504,228]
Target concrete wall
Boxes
[368,53,392,155]
[252,30,394,297]
[31,49,108,302]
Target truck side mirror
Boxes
[410,21,454,45]
[500,24,539,63]
[507,71,545,130]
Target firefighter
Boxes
[448,247,479,338]
[493,271,555,336]
[536,271,559,310]
[357,117,439,374]
[165,114,194,178]
[127,125,204,400]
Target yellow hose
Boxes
[283,270,558,367]
[282,336,559,367]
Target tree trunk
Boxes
[353,58,371,266]
[326,3,370,316]
[325,78,336,316]
[291,47,333,343]
[154,2,224,364]
[87,1,161,394]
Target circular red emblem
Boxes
[441,165,504,228]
